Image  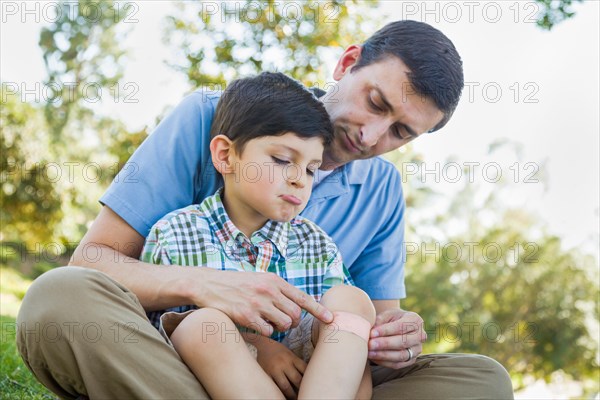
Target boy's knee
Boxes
[180,308,240,345]
[321,285,376,325]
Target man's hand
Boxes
[368,308,427,369]
[196,269,333,336]
[244,333,306,399]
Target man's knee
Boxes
[17,267,112,326]
[470,354,513,396]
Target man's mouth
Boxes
[280,194,302,205]
[343,131,362,154]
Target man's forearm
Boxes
[69,243,203,311]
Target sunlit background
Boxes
[1,1,598,398]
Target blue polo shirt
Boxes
[100,91,406,299]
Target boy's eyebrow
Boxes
[374,86,419,138]
[271,143,322,163]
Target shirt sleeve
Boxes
[140,221,175,266]
[351,167,406,300]
[100,92,219,237]
[322,247,354,293]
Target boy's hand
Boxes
[243,333,306,399]
[196,269,333,336]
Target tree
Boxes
[535,0,584,30]
[384,147,599,393]
[36,0,145,242]
[1,0,146,253]
[1,88,62,249]
[165,0,381,87]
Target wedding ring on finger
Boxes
[405,347,413,362]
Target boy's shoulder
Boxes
[286,215,339,255]
[150,204,210,233]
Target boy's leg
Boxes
[371,353,514,399]
[16,266,209,399]
[299,285,376,400]
[169,307,284,400]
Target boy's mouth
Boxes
[280,194,302,205]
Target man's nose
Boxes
[359,119,390,147]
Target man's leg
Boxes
[16,266,209,399]
[371,353,514,399]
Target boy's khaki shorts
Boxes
[158,310,316,362]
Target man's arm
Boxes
[368,299,427,369]
[69,206,333,333]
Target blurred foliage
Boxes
[165,0,381,87]
[39,0,126,141]
[1,0,147,250]
[1,92,63,247]
[385,148,599,393]
[0,0,596,394]
[536,0,584,30]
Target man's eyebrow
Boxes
[271,143,322,163]
[374,86,419,138]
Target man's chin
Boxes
[322,151,350,170]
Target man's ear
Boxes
[210,135,236,174]
[333,45,362,81]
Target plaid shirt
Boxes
[141,188,353,342]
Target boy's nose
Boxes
[288,166,306,188]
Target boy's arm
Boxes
[70,206,333,326]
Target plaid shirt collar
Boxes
[200,188,290,258]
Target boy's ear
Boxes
[210,135,236,174]
[333,45,362,81]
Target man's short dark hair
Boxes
[353,20,464,132]
[210,72,333,153]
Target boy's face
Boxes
[226,132,324,227]
[321,48,445,170]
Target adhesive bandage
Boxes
[330,311,372,342]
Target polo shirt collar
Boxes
[202,188,289,258]
[309,159,369,201]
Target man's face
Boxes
[321,47,445,170]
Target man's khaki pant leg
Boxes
[372,353,514,399]
[16,266,209,399]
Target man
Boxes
[17,20,513,399]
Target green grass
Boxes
[1,315,57,399]
[1,267,57,399]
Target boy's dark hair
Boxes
[210,72,333,153]
[353,20,464,132]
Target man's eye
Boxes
[307,168,315,177]
[271,156,289,165]
[391,125,403,139]
[368,97,383,112]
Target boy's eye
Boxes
[271,156,289,165]
[307,169,315,177]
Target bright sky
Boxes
[1,0,598,260]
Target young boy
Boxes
[140,72,376,399]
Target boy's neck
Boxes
[220,188,268,238]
